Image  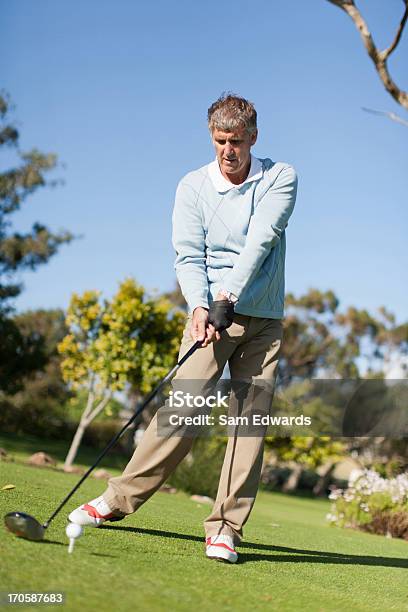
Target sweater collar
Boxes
[208,154,263,193]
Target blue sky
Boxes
[1,0,407,322]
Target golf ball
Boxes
[66,522,83,539]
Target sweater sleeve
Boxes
[172,180,209,312]
[223,164,298,299]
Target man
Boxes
[69,94,298,564]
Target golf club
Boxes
[4,340,202,542]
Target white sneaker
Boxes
[206,535,238,563]
[68,496,122,527]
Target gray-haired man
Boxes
[69,94,298,564]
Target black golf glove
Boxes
[208,299,235,332]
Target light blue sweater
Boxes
[172,156,298,319]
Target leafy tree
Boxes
[264,379,346,493]
[281,289,341,382]
[0,92,74,389]
[275,292,408,491]
[0,315,44,393]
[0,309,71,434]
[274,436,345,493]
[58,278,186,468]
[0,92,73,312]
[281,289,408,382]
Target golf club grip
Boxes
[43,339,202,528]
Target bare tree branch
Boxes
[382,1,408,60]
[326,0,408,110]
[362,106,408,128]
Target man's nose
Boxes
[224,143,234,157]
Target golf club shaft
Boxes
[43,340,202,529]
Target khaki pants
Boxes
[103,313,282,542]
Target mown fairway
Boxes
[1,446,408,611]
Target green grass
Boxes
[1,449,408,611]
[0,431,127,472]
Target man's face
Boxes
[212,126,258,183]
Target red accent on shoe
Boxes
[206,537,235,554]
[82,504,115,520]
[210,542,237,553]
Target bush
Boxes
[0,383,71,439]
[81,419,130,454]
[260,465,292,491]
[327,468,408,541]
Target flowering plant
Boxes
[327,469,408,540]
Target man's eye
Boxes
[217,140,226,145]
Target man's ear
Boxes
[250,129,258,146]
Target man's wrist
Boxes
[192,305,209,314]
[218,289,239,304]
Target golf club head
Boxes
[4,512,45,541]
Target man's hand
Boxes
[191,307,221,348]
[208,299,235,332]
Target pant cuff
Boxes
[205,527,241,545]
[102,492,128,517]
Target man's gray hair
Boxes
[207,93,257,135]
